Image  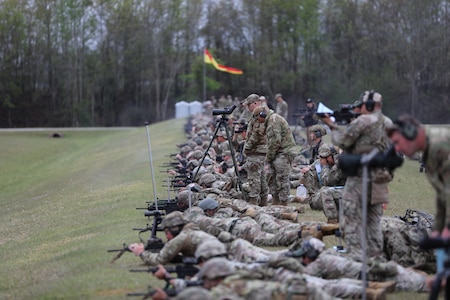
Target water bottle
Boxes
[296,184,307,200]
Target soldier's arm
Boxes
[140,233,187,266]
[429,145,450,233]
[265,118,280,162]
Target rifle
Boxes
[107,243,131,264]
[130,257,199,279]
[316,103,360,125]
[141,210,165,253]
[126,280,202,300]
[107,211,165,263]
[293,107,310,118]
[137,199,180,215]
[126,287,177,300]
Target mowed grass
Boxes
[0,119,439,300]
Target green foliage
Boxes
[0,0,449,126]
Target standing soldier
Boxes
[242,94,269,206]
[386,114,450,275]
[320,90,391,261]
[275,93,289,121]
[253,105,296,206]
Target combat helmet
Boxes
[318,144,336,158]
[199,173,216,186]
[161,211,188,229]
[309,124,327,137]
[197,257,235,280]
[195,240,227,261]
[176,190,191,206]
[198,197,219,211]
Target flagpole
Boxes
[203,49,206,101]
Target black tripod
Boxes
[420,237,450,300]
[192,105,246,200]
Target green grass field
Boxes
[0,119,436,299]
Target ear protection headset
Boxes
[313,131,321,138]
[255,105,267,119]
[303,243,320,260]
[394,119,418,140]
[259,110,267,119]
[364,90,376,112]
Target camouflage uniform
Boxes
[331,109,390,260]
[218,232,288,263]
[275,99,289,120]
[318,186,344,221]
[422,127,450,233]
[204,259,336,300]
[263,110,296,204]
[303,249,428,292]
[140,222,218,266]
[292,147,346,213]
[243,106,269,205]
[217,197,300,220]
[183,207,299,247]
[383,212,435,272]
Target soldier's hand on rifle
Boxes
[153,264,169,280]
[151,288,168,300]
[301,166,311,173]
[129,243,145,256]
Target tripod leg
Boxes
[223,122,247,200]
[192,119,222,182]
[445,272,450,300]
[429,274,443,300]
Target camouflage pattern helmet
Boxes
[161,211,188,229]
[318,144,336,158]
[176,190,191,205]
[181,145,192,153]
[309,124,327,137]
[195,240,227,260]
[199,173,216,185]
[198,197,219,211]
[187,159,199,168]
[197,257,234,280]
[174,287,212,300]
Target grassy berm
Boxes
[0,118,437,300]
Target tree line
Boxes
[0,0,449,127]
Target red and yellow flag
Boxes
[204,49,243,75]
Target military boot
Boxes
[327,218,339,224]
[271,196,281,205]
[281,212,298,222]
[247,197,258,205]
[259,197,268,207]
[365,287,386,300]
[295,206,305,214]
[368,281,396,293]
[291,196,308,204]
[242,207,257,218]
[318,223,340,236]
[300,225,323,240]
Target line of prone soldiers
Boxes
[119,101,438,299]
